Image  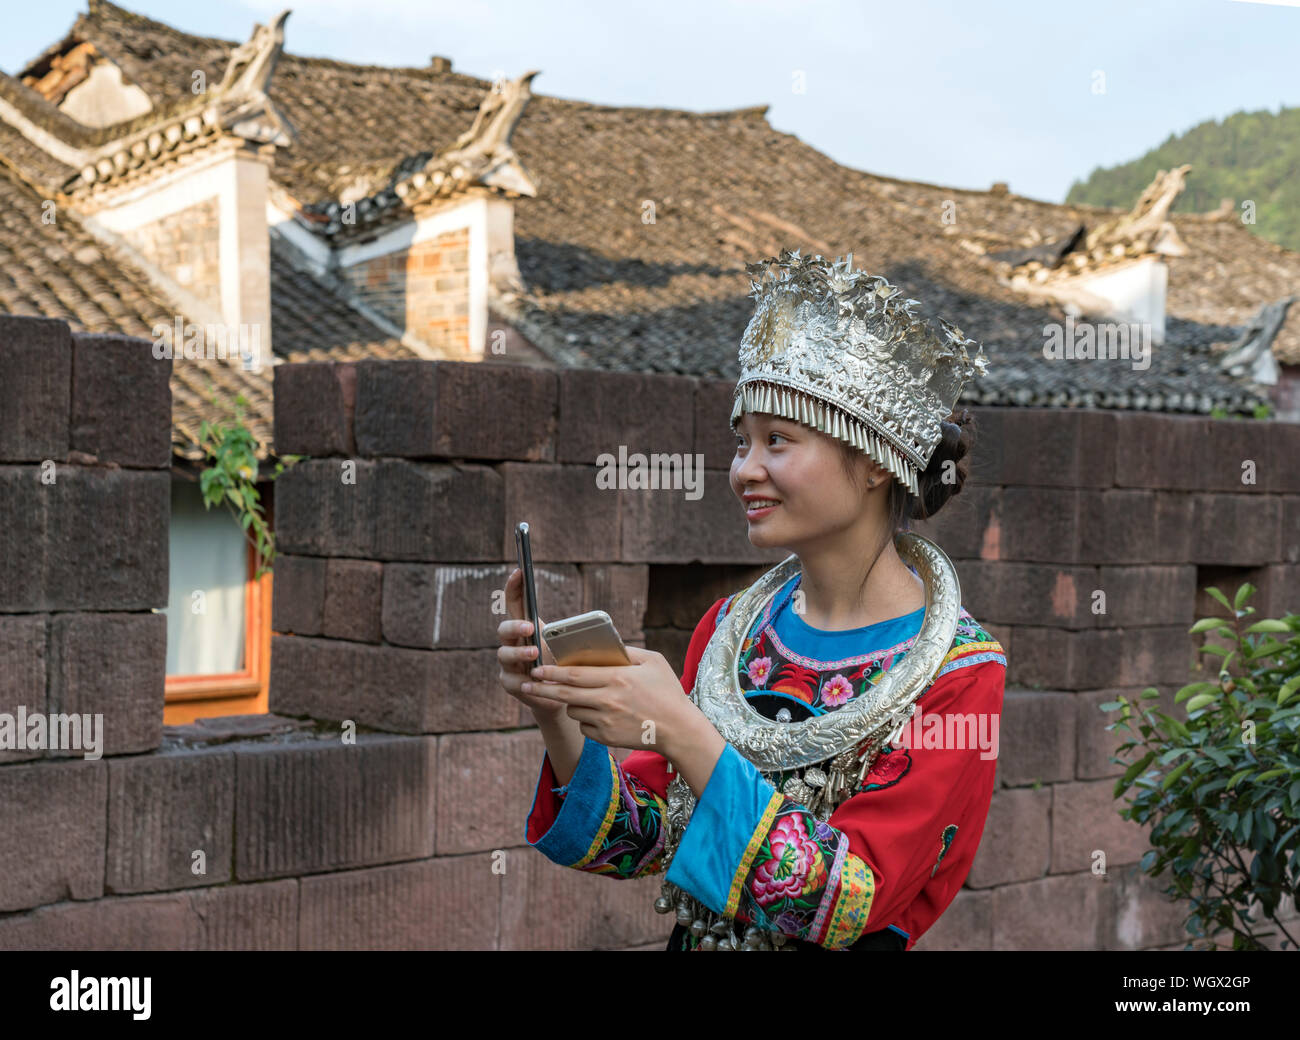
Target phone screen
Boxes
[514,522,544,658]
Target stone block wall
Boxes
[913,408,1300,951]
[3,322,1297,950]
[0,316,171,919]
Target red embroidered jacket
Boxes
[525,593,1006,950]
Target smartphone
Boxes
[542,610,632,667]
[514,522,543,659]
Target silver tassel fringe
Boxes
[731,383,919,496]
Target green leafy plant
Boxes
[1106,583,1300,950]
[197,390,301,577]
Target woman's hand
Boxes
[522,645,696,754]
[496,567,567,721]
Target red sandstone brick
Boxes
[620,469,784,565]
[0,758,106,912]
[233,735,436,880]
[500,846,667,950]
[969,407,1116,488]
[991,873,1111,949]
[0,615,45,765]
[299,855,500,949]
[967,786,1051,887]
[557,369,696,465]
[997,690,1076,785]
[0,315,70,462]
[322,558,383,643]
[106,747,235,894]
[501,462,622,562]
[1051,778,1151,874]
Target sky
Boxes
[1,0,1297,204]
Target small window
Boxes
[162,480,271,724]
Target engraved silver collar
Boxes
[690,532,962,772]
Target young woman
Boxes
[498,251,1006,951]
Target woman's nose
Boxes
[733,446,766,486]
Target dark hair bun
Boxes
[911,409,975,520]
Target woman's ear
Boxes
[863,457,889,489]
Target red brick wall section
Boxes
[3,323,1299,950]
[337,228,471,355]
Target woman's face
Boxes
[730,411,874,551]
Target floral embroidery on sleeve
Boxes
[729,798,875,949]
[574,758,670,879]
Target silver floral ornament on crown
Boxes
[730,249,988,497]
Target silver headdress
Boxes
[730,249,988,496]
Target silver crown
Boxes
[730,250,988,496]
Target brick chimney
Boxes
[301,69,538,359]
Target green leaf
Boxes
[1162,760,1193,791]
[1245,619,1291,634]
[1186,692,1220,713]
[1171,719,1192,740]
[1233,583,1256,611]
[1256,767,1290,782]
[1175,681,1217,704]
[1227,768,1255,791]
[1204,587,1233,612]
[1280,678,1300,709]
[1121,750,1156,786]
[1190,618,1233,635]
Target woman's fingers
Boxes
[505,568,524,621]
[521,676,604,708]
[495,615,533,645]
[499,568,558,667]
[496,640,539,671]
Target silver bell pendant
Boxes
[653,896,672,914]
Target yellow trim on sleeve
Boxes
[569,753,622,868]
[940,639,1003,667]
[822,853,876,948]
[723,789,786,919]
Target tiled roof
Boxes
[268,234,418,363]
[0,156,424,458]
[6,1,1298,419]
[0,160,273,461]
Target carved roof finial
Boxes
[218,9,291,98]
[394,69,540,204]
[210,9,296,147]
[1085,163,1192,258]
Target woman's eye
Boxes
[735,432,787,449]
